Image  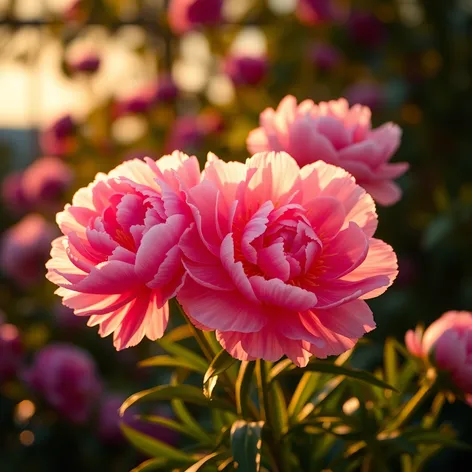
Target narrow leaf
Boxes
[236,361,256,419]
[160,324,193,343]
[402,430,472,450]
[185,452,229,472]
[139,355,206,374]
[231,420,264,472]
[269,380,289,437]
[159,338,208,372]
[203,350,237,399]
[120,423,192,463]
[287,372,320,421]
[131,458,171,472]
[120,385,235,416]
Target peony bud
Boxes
[224,55,268,87]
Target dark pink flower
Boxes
[1,214,58,287]
[26,343,102,423]
[40,115,77,157]
[2,172,30,215]
[164,117,204,154]
[310,42,342,71]
[347,12,386,48]
[168,0,223,35]
[0,323,23,383]
[22,157,74,211]
[296,0,341,25]
[224,55,268,87]
[68,50,101,74]
[152,74,178,103]
[344,83,385,111]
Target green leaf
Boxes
[139,355,206,374]
[203,350,237,399]
[161,324,193,343]
[120,423,192,463]
[236,361,256,419]
[269,380,289,437]
[291,361,397,391]
[384,338,399,388]
[159,338,208,373]
[184,452,229,472]
[402,430,472,450]
[287,372,321,421]
[268,359,293,381]
[231,420,264,472]
[137,415,212,444]
[120,385,235,417]
[131,458,171,472]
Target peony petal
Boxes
[241,201,273,264]
[257,242,291,281]
[362,180,402,207]
[182,258,234,291]
[304,196,345,240]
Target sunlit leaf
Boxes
[203,349,237,399]
[139,355,206,374]
[231,420,264,472]
[402,429,472,450]
[184,451,229,472]
[159,324,193,344]
[287,372,321,421]
[131,458,171,472]
[120,423,192,463]
[236,361,256,419]
[159,338,208,372]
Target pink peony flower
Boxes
[168,0,223,35]
[1,171,30,215]
[247,95,408,206]
[46,153,200,350]
[0,323,23,383]
[153,74,178,103]
[224,55,268,87]
[405,311,472,399]
[177,152,398,366]
[40,115,77,157]
[22,156,74,211]
[164,116,204,154]
[1,214,58,287]
[25,343,102,423]
[309,42,342,71]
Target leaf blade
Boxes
[203,349,237,399]
[231,420,264,472]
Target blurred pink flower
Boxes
[46,153,200,350]
[68,50,101,74]
[25,343,102,424]
[40,115,77,157]
[1,214,57,287]
[310,42,342,71]
[2,171,30,215]
[177,152,398,366]
[224,55,268,86]
[153,74,178,103]
[347,11,386,48]
[164,116,204,154]
[199,109,225,135]
[98,393,126,445]
[168,0,223,35]
[247,95,408,206]
[63,0,83,22]
[405,311,472,399]
[296,0,341,25]
[344,83,385,111]
[115,87,155,116]
[0,323,23,383]
[22,157,74,211]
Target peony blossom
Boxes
[1,171,30,215]
[247,95,408,206]
[25,343,102,423]
[309,42,342,71]
[296,0,341,25]
[0,323,23,383]
[1,214,57,287]
[405,311,472,399]
[168,0,223,35]
[40,114,77,157]
[177,151,398,366]
[46,153,200,350]
[224,55,268,87]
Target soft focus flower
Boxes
[344,83,385,111]
[68,50,101,74]
[247,95,407,206]
[63,0,83,22]
[309,42,342,71]
[98,393,126,445]
[164,117,204,154]
[1,214,57,287]
[1,171,29,215]
[25,343,102,423]
[115,86,156,116]
[405,311,472,399]
[224,55,268,87]
[347,11,386,48]
[177,152,398,366]
[168,0,223,35]
[153,74,178,103]
[296,0,341,25]
[199,109,225,135]
[40,115,77,157]
[22,157,74,211]
[46,153,200,350]
[0,323,23,383]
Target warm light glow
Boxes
[19,430,35,446]
[268,0,297,15]
[206,74,235,106]
[15,400,36,423]
[231,27,267,57]
[0,323,19,341]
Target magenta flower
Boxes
[25,343,102,423]
[98,394,127,445]
[347,11,386,48]
[168,0,223,35]
[153,74,178,103]
[247,95,408,206]
[224,55,268,87]
[0,323,23,383]
[1,214,57,287]
[309,42,342,71]
[22,156,74,211]
[46,154,200,350]
[68,50,101,74]
[164,117,204,154]
[177,152,398,366]
[406,311,472,400]
[40,115,77,157]
[1,171,30,215]
[296,0,341,25]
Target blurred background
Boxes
[0,0,471,470]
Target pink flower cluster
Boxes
[47,97,400,366]
[406,311,472,400]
